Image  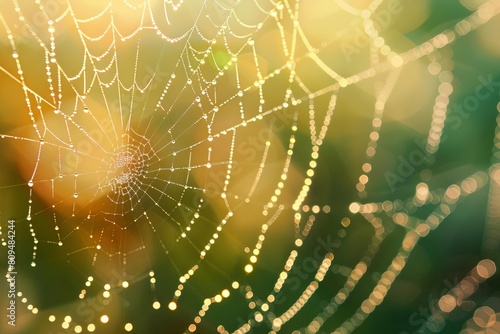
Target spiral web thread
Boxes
[0,0,499,333]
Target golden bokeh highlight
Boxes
[0,0,498,333]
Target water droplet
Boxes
[12,52,18,59]
[54,109,60,114]
[73,193,78,198]
[83,107,89,113]
[207,135,213,142]
[28,180,34,187]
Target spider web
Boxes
[0,0,499,333]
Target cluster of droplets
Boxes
[0,0,499,333]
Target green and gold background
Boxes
[0,0,499,333]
